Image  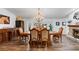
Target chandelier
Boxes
[34,8,44,23]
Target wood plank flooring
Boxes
[0,35,79,51]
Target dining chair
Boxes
[30,28,39,48]
[53,27,63,43]
[41,28,49,47]
[16,27,29,45]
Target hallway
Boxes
[0,35,79,51]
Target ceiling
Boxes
[5,8,77,19]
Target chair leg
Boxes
[53,37,56,43]
[37,41,39,48]
[24,37,26,45]
[45,41,47,48]
[32,41,34,48]
[42,41,44,48]
[42,41,47,48]
[59,36,62,43]
[29,41,32,48]
[37,41,41,48]
[32,41,37,48]
[61,37,62,43]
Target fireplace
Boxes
[73,29,79,39]
[68,25,79,39]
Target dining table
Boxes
[22,28,59,46]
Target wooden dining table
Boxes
[25,28,61,47]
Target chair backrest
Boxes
[58,27,63,34]
[30,28,38,41]
[16,27,23,36]
[19,27,23,34]
[58,27,63,37]
[41,28,49,41]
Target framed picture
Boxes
[56,22,60,26]
[0,14,10,24]
[73,11,79,20]
[62,22,66,26]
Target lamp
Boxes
[16,16,23,21]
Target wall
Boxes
[0,8,16,29]
[24,18,69,34]
[64,9,79,35]
[68,9,79,25]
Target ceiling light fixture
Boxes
[34,8,44,23]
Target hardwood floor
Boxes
[0,35,79,51]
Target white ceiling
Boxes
[5,8,76,19]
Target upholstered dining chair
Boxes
[41,28,49,47]
[30,28,38,48]
[53,27,63,43]
[16,27,29,45]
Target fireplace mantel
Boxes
[68,25,79,27]
[68,24,79,37]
